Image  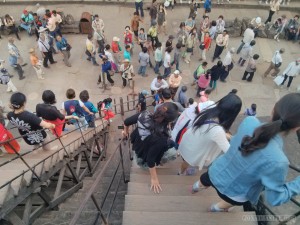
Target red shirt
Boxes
[111,41,120,53]
[203,36,212,50]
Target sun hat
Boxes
[29,48,35,53]
[113,37,120,42]
[123,59,130,63]
[174,70,180,75]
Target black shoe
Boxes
[220,80,226,83]
[247,79,252,82]
[21,63,27,67]
[242,78,246,80]
[50,61,57,64]
[19,76,25,80]
[93,63,99,66]
[44,65,50,68]
[87,58,91,61]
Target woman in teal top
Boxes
[192,93,300,212]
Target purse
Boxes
[199,43,205,50]
[186,47,193,53]
[66,43,72,51]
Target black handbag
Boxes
[186,47,193,53]
[199,43,205,50]
[66,43,72,51]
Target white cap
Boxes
[255,17,261,24]
[174,70,180,75]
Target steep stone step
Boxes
[130,174,199,184]
[130,167,203,176]
[122,211,257,225]
[127,182,218,197]
[124,195,244,212]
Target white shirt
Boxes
[104,50,114,63]
[150,78,169,91]
[38,38,50,52]
[179,124,230,170]
[92,19,105,32]
[216,34,229,47]
[223,51,232,66]
[51,14,62,24]
[242,28,255,44]
[282,61,300,77]
[163,52,171,68]
[271,50,283,64]
[171,103,197,141]
[119,64,134,80]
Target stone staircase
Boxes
[122,158,258,225]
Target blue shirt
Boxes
[102,61,112,73]
[56,37,68,51]
[124,50,131,61]
[208,116,300,206]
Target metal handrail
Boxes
[69,137,130,225]
[0,121,107,190]
[256,164,300,225]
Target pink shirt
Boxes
[198,74,211,89]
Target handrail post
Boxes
[119,144,129,183]
[120,97,124,116]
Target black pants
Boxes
[220,70,229,81]
[150,36,159,48]
[14,64,24,79]
[281,74,294,87]
[122,77,132,87]
[238,57,246,66]
[43,51,54,67]
[265,10,275,24]
[200,172,254,211]
[97,39,105,54]
[98,72,114,84]
[213,45,224,61]
[242,71,255,82]
[8,25,20,40]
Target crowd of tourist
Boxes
[0,0,300,217]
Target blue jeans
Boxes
[74,117,89,131]
[138,65,147,76]
[154,61,163,74]
[163,66,171,78]
[135,2,144,17]
[20,23,32,34]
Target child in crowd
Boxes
[197,70,211,97]
[154,42,163,75]
[138,47,150,77]
[61,88,94,131]
[209,20,217,39]
[104,44,118,72]
[124,26,134,55]
[171,43,182,71]
[138,28,147,50]
[123,45,131,61]
[245,103,257,116]
[79,90,98,128]
[0,60,17,93]
[29,48,45,79]
[100,98,115,122]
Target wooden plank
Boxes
[123,211,258,225]
[125,195,244,212]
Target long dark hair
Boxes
[193,93,242,132]
[240,93,300,155]
[151,102,179,135]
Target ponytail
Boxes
[239,120,283,155]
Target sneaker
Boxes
[19,76,25,80]
[186,167,197,175]
[191,180,205,194]
[209,204,229,212]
